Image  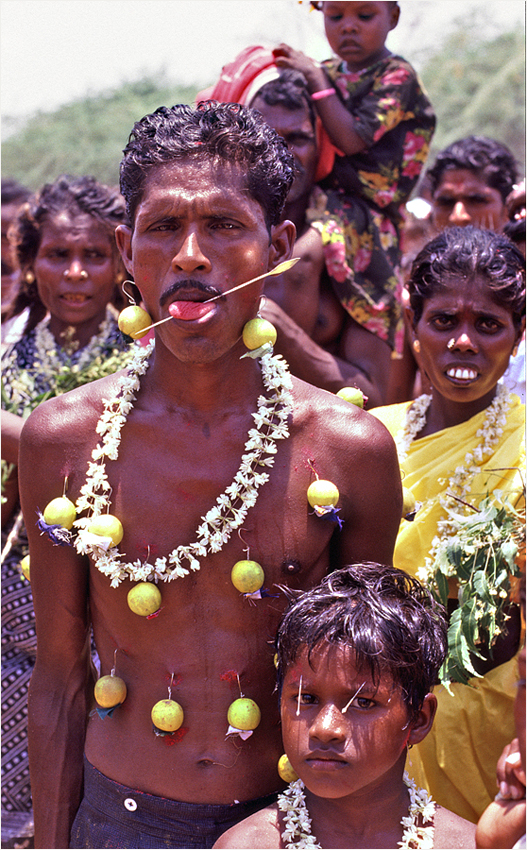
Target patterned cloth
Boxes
[70,757,278,849]
[1,521,34,843]
[310,54,435,353]
[1,313,133,844]
[371,395,525,822]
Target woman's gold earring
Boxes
[25,270,35,284]
[512,344,519,357]
[412,339,421,354]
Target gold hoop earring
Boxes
[412,339,421,354]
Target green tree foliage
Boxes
[1,75,198,190]
[420,27,525,173]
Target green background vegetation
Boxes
[2,20,525,193]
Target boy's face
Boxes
[280,643,424,800]
[323,2,400,73]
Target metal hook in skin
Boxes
[121,280,138,305]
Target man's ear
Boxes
[408,693,436,747]
[268,219,296,271]
[405,304,417,340]
[514,317,526,350]
[115,224,134,277]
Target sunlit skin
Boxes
[116,160,294,370]
[431,169,510,233]
[322,1,399,73]
[213,643,476,847]
[32,211,120,350]
[279,644,434,847]
[22,153,404,848]
[408,274,524,433]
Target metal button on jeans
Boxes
[124,797,137,811]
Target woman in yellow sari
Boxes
[372,225,525,824]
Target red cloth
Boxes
[196,45,338,182]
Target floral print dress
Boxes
[308,54,436,353]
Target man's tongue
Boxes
[168,300,214,321]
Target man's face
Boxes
[431,168,509,233]
[2,201,22,308]
[250,99,317,205]
[116,159,292,364]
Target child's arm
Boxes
[273,44,367,155]
[476,798,526,849]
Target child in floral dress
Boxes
[213,564,475,849]
[273,1,435,355]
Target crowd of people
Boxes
[1,3,525,849]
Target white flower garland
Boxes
[277,772,435,849]
[395,385,513,584]
[33,309,118,373]
[395,393,432,463]
[2,309,123,415]
[73,340,294,587]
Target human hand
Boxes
[273,44,326,90]
[496,738,526,801]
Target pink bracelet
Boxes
[311,87,336,101]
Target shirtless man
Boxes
[20,102,402,849]
[250,73,391,407]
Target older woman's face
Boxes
[413,274,522,411]
[32,211,119,328]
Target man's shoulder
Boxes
[290,377,396,448]
[213,802,281,849]
[434,805,476,848]
[22,371,122,443]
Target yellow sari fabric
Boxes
[372,395,525,823]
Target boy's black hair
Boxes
[276,563,447,719]
[408,225,525,328]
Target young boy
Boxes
[214,563,475,848]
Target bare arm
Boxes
[262,299,390,408]
[273,44,367,156]
[19,400,93,849]
[334,406,403,567]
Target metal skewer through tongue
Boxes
[139,258,300,332]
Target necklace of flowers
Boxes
[1,308,125,418]
[73,339,294,587]
[277,772,435,850]
[395,385,513,582]
[34,307,118,370]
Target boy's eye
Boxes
[298,692,317,706]
[354,696,375,709]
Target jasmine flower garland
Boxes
[277,773,435,849]
[73,340,294,587]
